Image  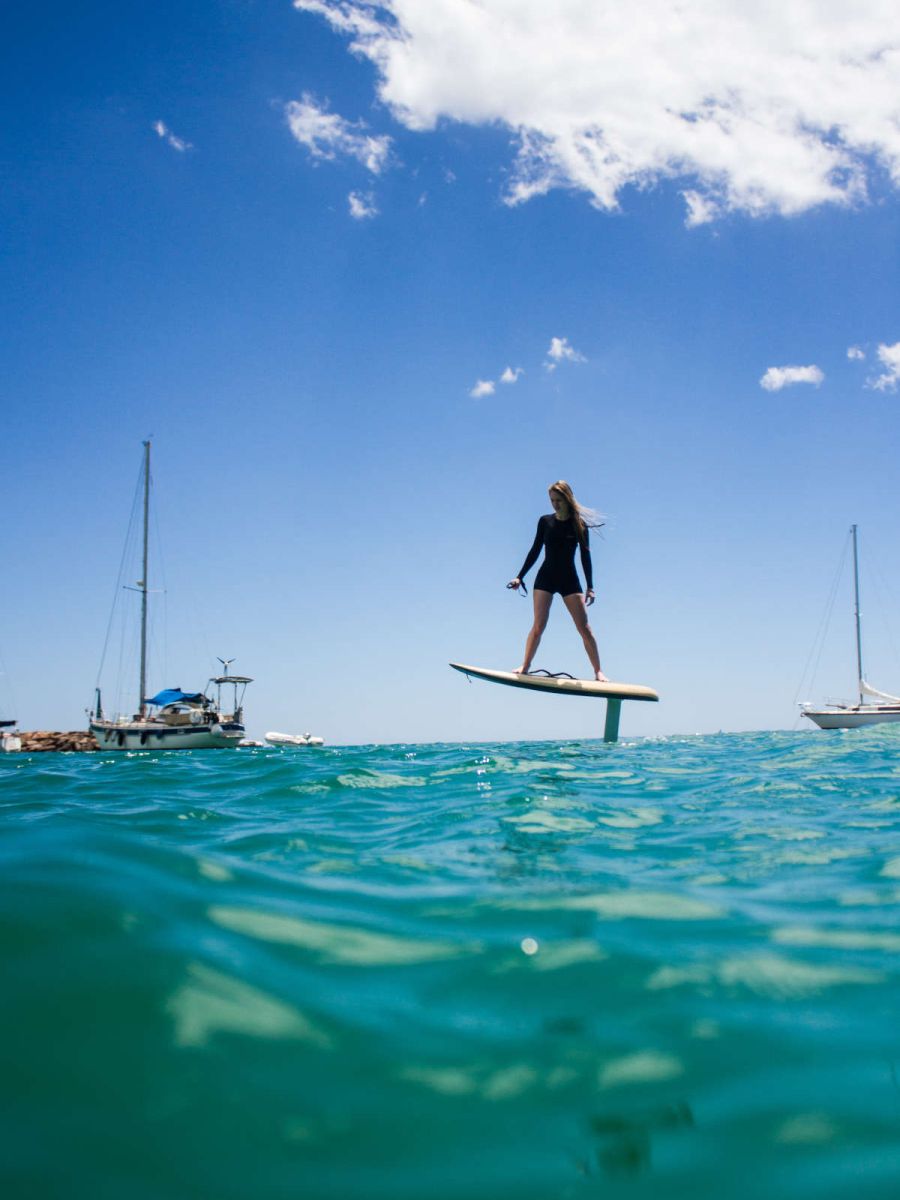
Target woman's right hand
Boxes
[507,578,522,591]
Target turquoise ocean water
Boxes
[3,730,900,1199]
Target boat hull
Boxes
[90,720,244,750]
[802,708,900,730]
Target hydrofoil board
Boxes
[449,663,658,702]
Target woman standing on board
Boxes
[507,481,607,681]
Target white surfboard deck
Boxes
[449,663,658,702]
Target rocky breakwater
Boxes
[19,731,99,752]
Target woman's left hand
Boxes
[585,588,595,607]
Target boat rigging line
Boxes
[792,528,851,713]
[94,451,147,690]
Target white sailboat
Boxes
[89,442,252,750]
[0,651,20,752]
[801,525,900,730]
[0,720,21,753]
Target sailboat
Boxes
[0,720,20,753]
[89,442,252,750]
[0,650,20,752]
[801,525,900,730]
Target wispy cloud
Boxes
[469,365,522,395]
[469,338,581,394]
[469,379,495,398]
[760,365,824,392]
[847,345,866,361]
[682,189,722,228]
[294,1,900,223]
[869,341,900,392]
[348,191,378,219]
[545,337,586,371]
[153,120,192,153]
[285,93,391,174]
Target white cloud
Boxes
[544,337,586,370]
[869,341,900,391]
[285,93,391,174]
[294,1,900,222]
[348,191,378,219]
[682,190,722,229]
[469,379,495,398]
[153,120,191,153]
[760,365,825,392]
[500,366,523,384]
[847,345,866,361]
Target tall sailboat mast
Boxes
[138,440,150,718]
[801,525,900,729]
[90,440,252,749]
[851,523,864,706]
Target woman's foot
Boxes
[595,670,609,682]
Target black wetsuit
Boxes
[517,514,593,596]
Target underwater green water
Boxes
[3,731,900,1198]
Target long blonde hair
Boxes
[548,480,603,545]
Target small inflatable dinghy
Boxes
[264,731,325,747]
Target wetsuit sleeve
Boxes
[579,533,594,590]
[517,519,544,581]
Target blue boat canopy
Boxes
[145,689,205,707]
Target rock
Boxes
[18,731,99,753]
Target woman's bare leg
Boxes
[517,590,553,674]
[562,592,607,680]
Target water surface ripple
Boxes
[3,730,900,1198]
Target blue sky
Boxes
[2,0,900,743]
